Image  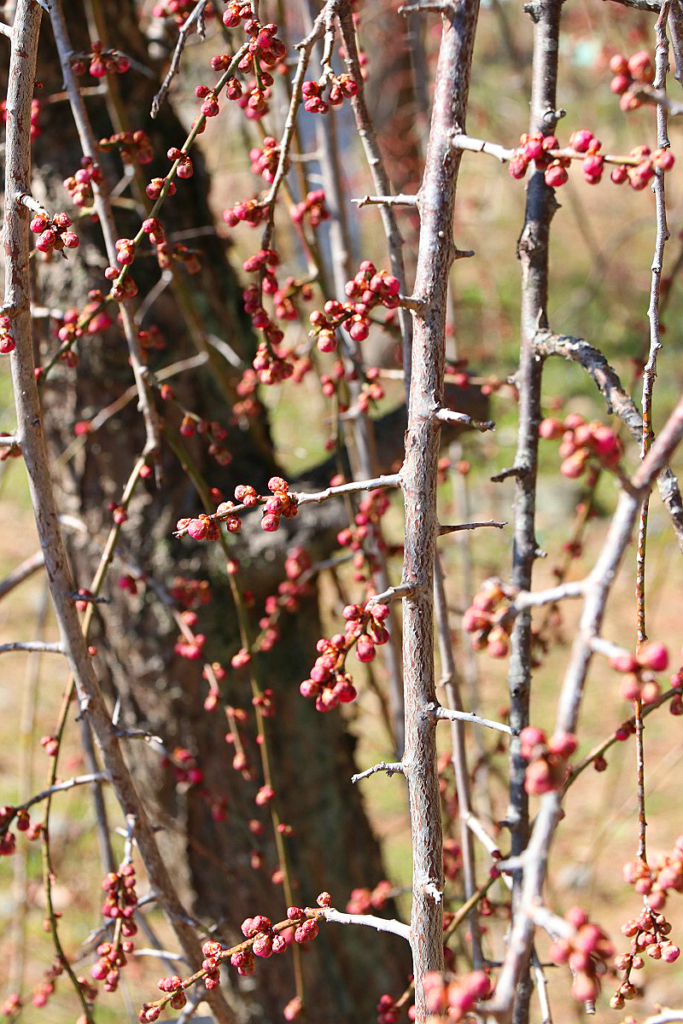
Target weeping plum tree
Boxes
[3,2,683,1024]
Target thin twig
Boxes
[430,705,513,736]
[151,0,210,117]
[0,549,44,599]
[351,761,405,783]
[321,908,411,941]
[0,641,64,654]
[439,520,505,535]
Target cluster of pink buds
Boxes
[300,601,390,712]
[272,277,313,321]
[71,41,130,78]
[0,804,36,856]
[0,317,15,355]
[443,838,463,881]
[136,326,165,356]
[55,295,111,354]
[29,958,69,1011]
[166,146,193,180]
[612,905,678,1008]
[250,137,287,183]
[539,412,621,478]
[63,157,103,207]
[608,642,670,704]
[519,726,577,794]
[345,880,393,914]
[104,264,139,301]
[462,579,511,658]
[145,177,176,202]
[170,747,204,787]
[170,576,211,609]
[223,197,269,230]
[548,907,614,1003]
[509,127,673,190]
[623,836,683,912]
[40,734,59,756]
[30,211,79,255]
[292,188,330,227]
[376,994,400,1024]
[155,977,186,1010]
[336,488,391,581]
[100,863,138,922]
[422,969,492,1021]
[231,476,298,533]
[223,8,286,68]
[309,261,401,352]
[91,936,136,993]
[610,51,654,109]
[174,622,206,661]
[301,74,358,115]
[152,0,215,25]
[237,915,289,968]
[100,130,154,166]
[176,412,230,462]
[254,546,312,653]
[610,145,674,190]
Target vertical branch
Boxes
[505,3,562,1020]
[634,3,672,866]
[2,10,233,1021]
[399,3,480,1019]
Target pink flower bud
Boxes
[637,641,668,672]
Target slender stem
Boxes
[506,7,562,1021]
[633,2,672,866]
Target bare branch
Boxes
[13,773,108,814]
[429,704,513,736]
[366,583,417,605]
[353,193,420,208]
[439,520,506,535]
[0,549,43,600]
[351,761,405,783]
[321,907,411,941]
[435,408,495,431]
[151,0,210,118]
[0,641,64,654]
